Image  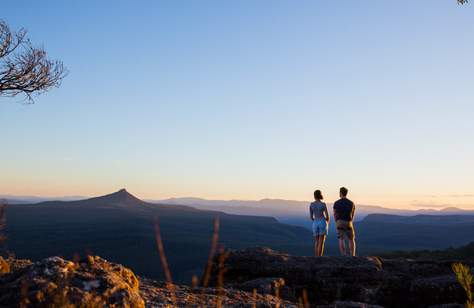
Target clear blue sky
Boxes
[1,1,473,208]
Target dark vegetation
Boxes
[382,241,474,260]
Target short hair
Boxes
[340,187,348,197]
[314,190,323,200]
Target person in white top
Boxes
[309,189,330,256]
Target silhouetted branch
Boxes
[0,20,66,102]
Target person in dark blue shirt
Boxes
[333,187,356,256]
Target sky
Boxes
[1,1,473,209]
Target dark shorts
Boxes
[336,220,355,240]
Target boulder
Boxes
[0,255,144,307]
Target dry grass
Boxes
[0,202,5,245]
[202,217,220,288]
[252,288,257,308]
[154,217,177,307]
[216,246,229,308]
[0,201,9,274]
[452,262,473,308]
[199,217,221,308]
[297,289,309,308]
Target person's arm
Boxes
[324,205,330,223]
[351,203,355,221]
[333,203,338,221]
[309,205,314,221]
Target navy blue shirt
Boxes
[333,198,355,221]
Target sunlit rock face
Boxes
[0,255,144,307]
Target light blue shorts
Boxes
[312,219,328,236]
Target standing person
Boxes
[310,190,330,257]
[333,187,356,256]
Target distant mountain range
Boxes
[4,194,473,220]
[0,194,87,204]
[4,193,474,231]
[151,197,474,229]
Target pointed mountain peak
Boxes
[94,189,144,204]
[115,188,130,195]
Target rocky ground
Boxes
[211,247,473,308]
[0,255,292,308]
[140,278,295,307]
[0,248,472,307]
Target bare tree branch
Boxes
[0,20,67,102]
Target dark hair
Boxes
[314,190,323,200]
[340,187,348,197]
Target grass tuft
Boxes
[0,202,9,274]
[452,262,473,308]
[154,217,177,307]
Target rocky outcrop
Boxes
[0,255,144,307]
[0,255,295,308]
[1,249,472,307]
[212,247,473,308]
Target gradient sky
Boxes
[1,1,473,209]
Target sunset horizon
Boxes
[2,186,474,211]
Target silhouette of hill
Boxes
[3,189,312,282]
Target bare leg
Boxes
[316,235,322,256]
[319,235,327,256]
[314,236,319,257]
[349,238,356,256]
[338,239,346,256]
